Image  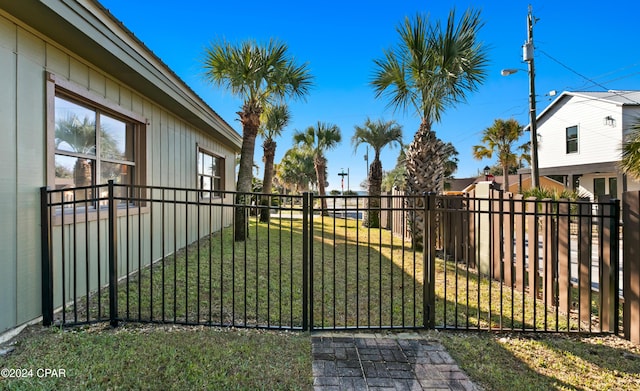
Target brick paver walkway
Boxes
[312,332,481,391]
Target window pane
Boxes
[609,177,617,198]
[101,162,132,185]
[211,157,218,176]
[55,97,96,155]
[55,154,94,189]
[203,153,213,176]
[100,113,131,160]
[201,176,212,191]
[566,126,578,153]
[594,178,606,198]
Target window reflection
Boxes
[54,97,96,156]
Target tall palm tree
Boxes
[472,118,526,190]
[203,38,313,241]
[621,119,640,179]
[371,8,488,195]
[293,122,342,214]
[371,8,487,246]
[352,118,403,227]
[258,104,290,222]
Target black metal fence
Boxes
[40,182,622,334]
[41,182,309,329]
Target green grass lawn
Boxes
[4,215,640,390]
[1,325,312,391]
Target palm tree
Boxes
[202,38,313,241]
[293,122,342,214]
[371,8,487,246]
[621,119,640,179]
[442,142,459,178]
[277,147,317,194]
[371,9,488,196]
[258,104,290,222]
[472,118,526,190]
[352,118,403,227]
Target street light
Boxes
[501,5,540,189]
[483,166,491,181]
[338,169,348,195]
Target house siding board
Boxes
[0,16,18,332]
[0,8,238,333]
[538,96,624,169]
[44,43,69,78]
[15,29,46,324]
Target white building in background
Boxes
[534,90,640,200]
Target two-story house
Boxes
[535,90,640,200]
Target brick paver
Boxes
[312,332,481,391]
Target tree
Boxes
[621,119,640,179]
[371,8,487,246]
[293,122,342,213]
[442,142,459,178]
[372,9,488,195]
[276,147,316,194]
[258,104,291,222]
[472,118,526,190]
[202,38,313,241]
[352,118,403,227]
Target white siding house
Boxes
[0,0,242,336]
[535,90,640,200]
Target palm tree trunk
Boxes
[405,119,445,249]
[365,157,382,228]
[235,106,260,241]
[502,164,509,190]
[260,138,276,223]
[315,156,328,215]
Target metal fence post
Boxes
[423,192,436,328]
[40,186,54,326]
[302,192,310,331]
[108,180,119,327]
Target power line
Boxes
[538,49,640,105]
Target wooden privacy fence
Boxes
[461,189,619,333]
[384,187,625,335]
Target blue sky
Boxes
[101,0,640,191]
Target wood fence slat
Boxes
[557,201,570,315]
[601,201,613,332]
[492,190,502,279]
[624,191,640,343]
[543,199,556,312]
[579,202,592,330]
[526,197,538,300]
[504,193,514,287]
[514,194,525,290]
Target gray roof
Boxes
[569,90,640,105]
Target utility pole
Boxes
[525,4,540,189]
